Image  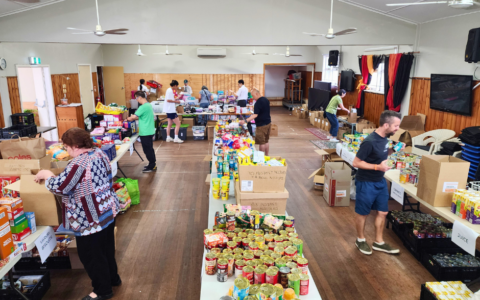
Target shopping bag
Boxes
[0,136,46,160]
[116,178,140,205]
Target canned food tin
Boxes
[291,268,303,275]
[285,228,295,233]
[227,232,236,241]
[217,258,229,282]
[283,241,293,248]
[297,257,308,274]
[288,274,301,296]
[249,242,259,251]
[258,244,268,251]
[264,234,274,243]
[263,257,275,267]
[271,253,282,260]
[245,229,255,235]
[269,266,280,272]
[238,232,248,239]
[266,268,279,284]
[244,250,254,256]
[264,250,274,257]
[283,220,294,228]
[233,238,243,249]
[223,249,233,256]
[283,256,293,263]
[292,239,304,256]
[255,229,264,237]
[235,260,246,278]
[274,246,285,256]
[247,234,256,240]
[253,259,264,268]
[233,276,250,299]
[225,254,235,277]
[205,252,217,276]
[274,236,284,244]
[284,246,297,257]
[276,286,284,300]
[254,250,264,259]
[279,230,288,236]
[234,228,243,234]
[242,266,255,284]
[275,258,287,268]
[219,296,234,300]
[256,236,265,247]
[279,267,291,288]
[268,242,276,251]
[288,232,298,239]
[246,260,257,269]
[217,253,226,260]
[254,267,266,284]
[286,262,298,269]
[244,253,254,262]
[259,283,277,299]
[227,241,237,250]
[276,242,285,249]
[300,273,309,295]
[234,254,243,261]
[260,255,271,261]
[249,284,261,297]
[286,216,295,226]
[243,238,252,249]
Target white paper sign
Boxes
[309,112,311,116]
[241,180,253,192]
[443,182,459,193]
[391,181,405,204]
[129,143,134,156]
[34,227,56,264]
[315,118,318,122]
[452,221,479,256]
[111,162,118,177]
[336,190,347,197]
[336,143,343,156]
[341,150,355,166]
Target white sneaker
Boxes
[174,138,184,143]
[166,137,174,142]
[329,138,339,142]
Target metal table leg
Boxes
[117,167,127,178]
[133,144,144,162]
[9,271,29,300]
[402,192,421,212]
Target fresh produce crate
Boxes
[420,248,480,283]
[11,113,35,126]
[0,270,51,300]
[403,223,456,257]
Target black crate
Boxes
[0,270,51,300]
[15,257,71,271]
[11,113,35,126]
[90,114,104,127]
[1,125,37,139]
[160,127,187,141]
[121,128,132,138]
[420,248,480,283]
[419,284,437,300]
[404,223,456,256]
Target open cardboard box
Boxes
[308,167,325,190]
[5,168,65,226]
[391,113,426,146]
[238,156,287,193]
[323,162,352,207]
[235,181,288,215]
[0,155,51,176]
[315,149,344,164]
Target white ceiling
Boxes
[339,0,480,24]
[0,0,64,18]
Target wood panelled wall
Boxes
[408,78,480,136]
[363,92,385,126]
[124,73,265,104]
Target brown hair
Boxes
[134,90,146,98]
[62,127,94,149]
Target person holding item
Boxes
[230,79,249,107]
[352,110,403,256]
[34,127,120,300]
[239,88,271,155]
[126,91,157,172]
[180,79,193,95]
[325,89,350,142]
[138,79,150,96]
[199,85,213,125]
[164,80,183,143]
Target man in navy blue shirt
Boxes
[352,110,402,255]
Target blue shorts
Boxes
[167,113,178,120]
[355,178,389,215]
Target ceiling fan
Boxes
[273,46,302,57]
[137,45,146,56]
[386,0,479,8]
[302,0,357,39]
[242,47,269,55]
[153,46,182,56]
[67,0,128,36]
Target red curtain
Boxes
[386,54,403,111]
[356,56,369,108]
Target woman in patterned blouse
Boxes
[35,127,121,300]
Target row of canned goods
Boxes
[226,275,309,300]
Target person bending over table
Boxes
[126,91,157,172]
[325,89,350,142]
[352,110,403,256]
[34,127,121,300]
[239,88,271,155]
[164,80,184,143]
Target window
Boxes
[367,62,385,93]
[322,54,339,86]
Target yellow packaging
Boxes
[212,178,221,188]
[221,189,229,201]
[212,188,220,200]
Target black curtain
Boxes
[393,53,415,109]
[384,56,390,110]
[373,55,382,70]
[358,57,362,74]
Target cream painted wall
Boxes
[265,66,307,97]
[101,45,317,74]
[0,42,104,76]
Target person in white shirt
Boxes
[138,79,150,96]
[180,79,193,95]
[164,80,183,143]
[230,79,249,107]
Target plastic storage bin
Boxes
[1,124,37,138]
[160,125,188,141]
[193,126,205,140]
[420,248,480,282]
[0,270,51,300]
[11,113,35,126]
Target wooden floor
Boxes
[44,107,434,300]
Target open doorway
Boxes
[263,63,315,109]
[16,65,58,141]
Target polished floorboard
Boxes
[44,107,434,300]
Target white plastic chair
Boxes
[433,137,462,158]
[411,129,456,156]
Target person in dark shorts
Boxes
[352,110,403,255]
[164,80,183,143]
[231,79,248,107]
[239,88,271,155]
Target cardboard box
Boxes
[292,108,298,117]
[308,167,325,190]
[12,227,31,242]
[5,169,64,226]
[417,155,470,207]
[7,207,24,220]
[391,114,426,146]
[297,110,307,119]
[25,212,36,234]
[315,149,344,167]
[310,114,315,126]
[238,157,287,193]
[347,106,357,124]
[207,126,215,141]
[270,124,278,137]
[0,198,23,213]
[176,106,185,114]
[324,120,331,132]
[355,120,376,134]
[314,118,321,129]
[0,207,14,259]
[0,155,51,176]
[337,127,351,140]
[235,182,289,215]
[323,162,352,207]
[183,118,195,127]
[11,218,28,234]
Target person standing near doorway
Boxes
[126,91,156,172]
[231,79,249,107]
[352,110,402,255]
[325,89,350,142]
[239,88,271,155]
[164,80,183,143]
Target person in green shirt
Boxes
[126,91,156,173]
[325,89,350,142]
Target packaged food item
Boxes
[233,276,250,300]
[287,274,301,297]
[0,207,14,259]
[235,260,246,278]
[297,258,308,274]
[299,273,309,295]
[225,254,235,277]
[0,198,23,213]
[254,266,266,284]
[205,252,217,275]
[217,258,229,282]
[292,239,303,256]
[0,176,19,198]
[266,268,279,284]
[242,266,255,284]
[279,267,291,288]
[12,227,31,242]
[259,283,277,300]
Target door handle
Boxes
[121,87,124,89]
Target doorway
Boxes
[16,65,58,141]
[78,64,95,118]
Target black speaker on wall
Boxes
[340,70,355,92]
[465,27,480,63]
[328,50,339,66]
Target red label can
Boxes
[254,270,266,284]
[300,275,309,295]
[297,260,309,274]
[205,253,217,276]
[217,259,228,282]
[266,269,278,284]
[243,267,254,284]
[235,264,245,278]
